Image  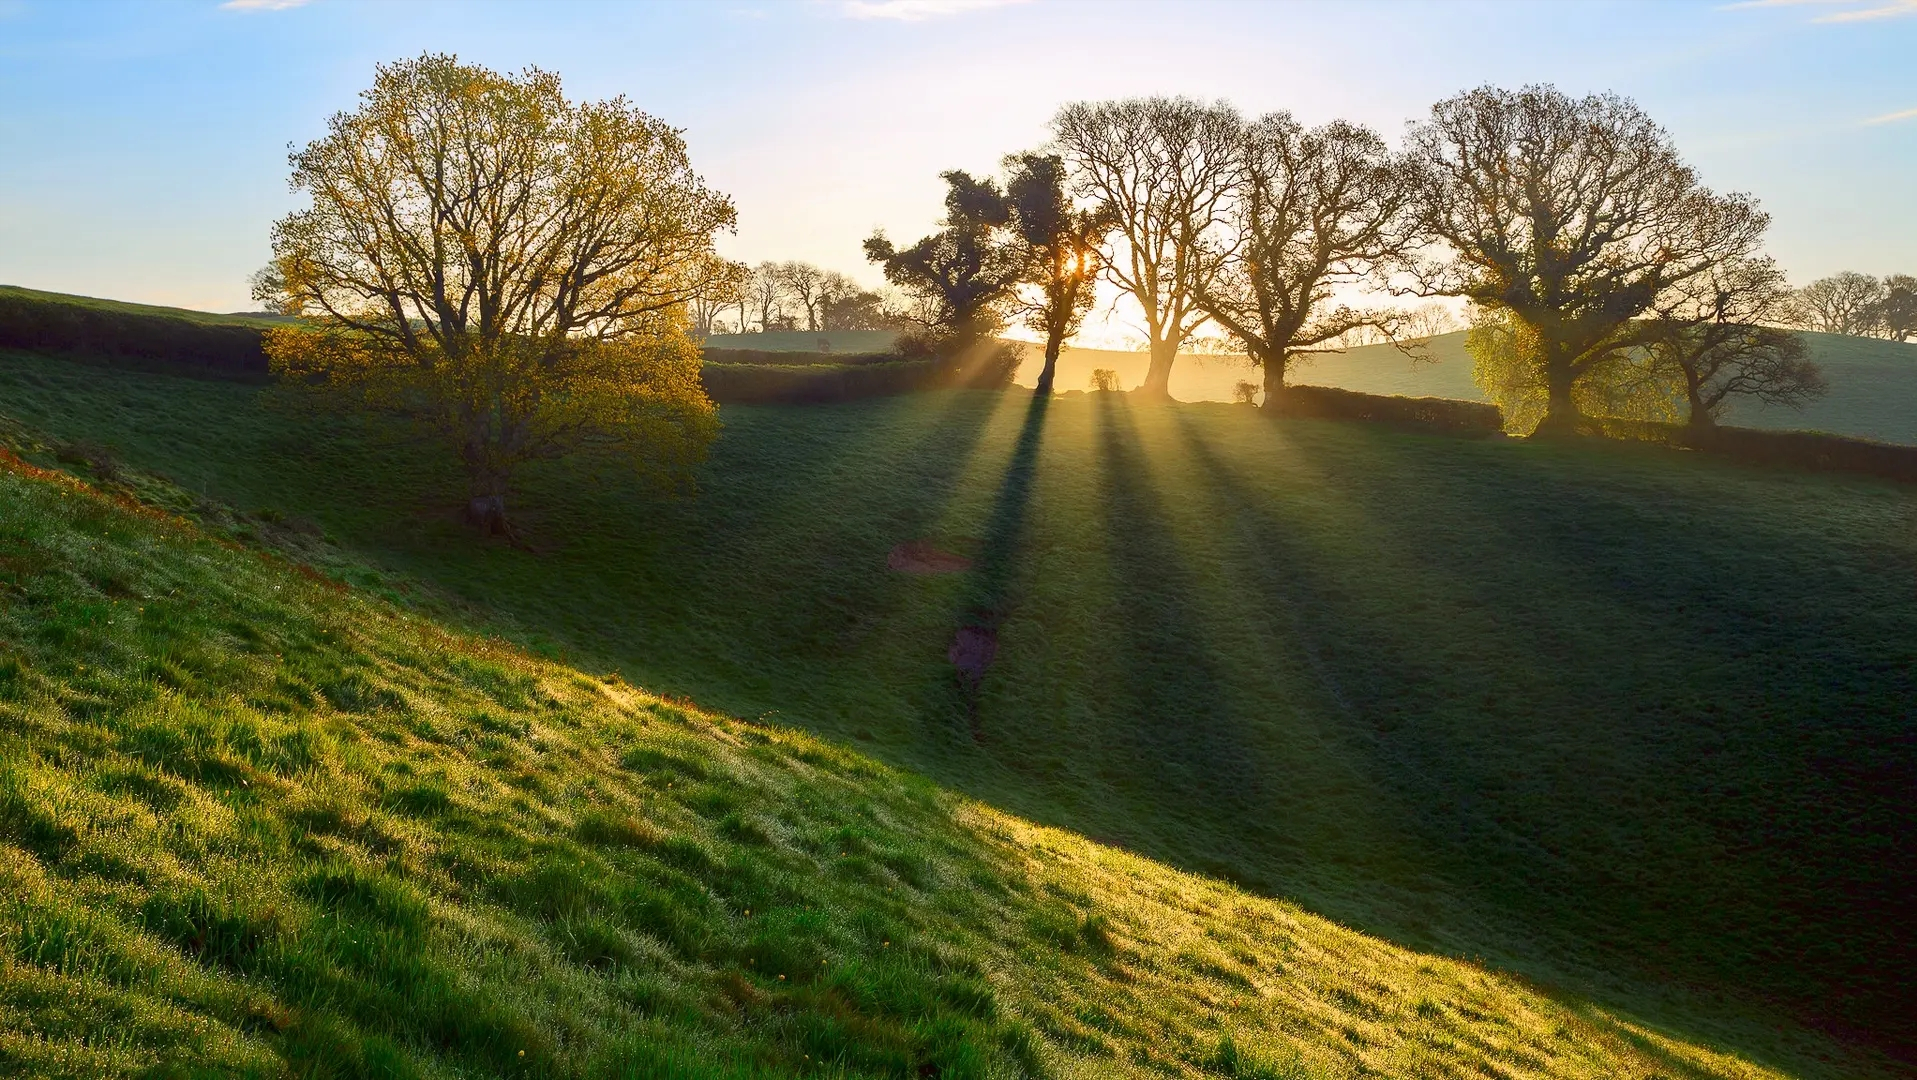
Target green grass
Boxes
[0,393,1855,1079]
[0,349,1912,1076]
[0,284,290,329]
[705,332,902,354]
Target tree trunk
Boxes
[1260,354,1287,412]
[1139,337,1177,399]
[465,493,508,535]
[1035,332,1062,396]
[1531,363,1582,438]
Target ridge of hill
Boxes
[0,415,1869,1078]
[0,285,290,329]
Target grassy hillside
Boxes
[0,411,1862,1078]
[705,331,902,355]
[1,350,1911,1076]
[0,285,288,329]
[1039,332,1917,445]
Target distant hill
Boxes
[703,329,901,354]
[0,284,289,329]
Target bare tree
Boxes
[1795,272,1887,336]
[1053,97,1241,398]
[777,261,829,332]
[1647,258,1826,429]
[748,261,784,334]
[687,258,746,338]
[1405,85,1767,435]
[1189,113,1413,405]
[1004,152,1113,395]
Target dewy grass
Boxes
[0,350,1912,1076]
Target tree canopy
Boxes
[260,54,732,531]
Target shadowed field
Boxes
[2,350,1913,1074]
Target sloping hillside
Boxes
[3,422,1878,1078]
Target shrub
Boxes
[1268,384,1504,436]
[1579,416,1917,481]
[1089,369,1121,393]
[1232,380,1260,406]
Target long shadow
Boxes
[1168,410,1917,1072]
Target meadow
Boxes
[0,349,1912,1077]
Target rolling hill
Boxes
[1,347,1912,1076]
[3,390,1890,1077]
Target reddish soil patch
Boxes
[887,540,973,575]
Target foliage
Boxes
[1053,97,1243,397]
[865,172,1024,355]
[1088,368,1120,392]
[1878,273,1917,342]
[1467,306,1682,434]
[1188,112,1413,400]
[1001,153,1113,394]
[1407,85,1767,434]
[261,53,733,527]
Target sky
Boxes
[0,0,1912,323]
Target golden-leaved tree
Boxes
[260,54,738,533]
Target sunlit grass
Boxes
[1,349,1911,1076]
[0,440,1845,1078]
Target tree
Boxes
[778,261,829,332]
[1053,97,1242,398]
[1405,85,1767,435]
[1189,113,1413,405]
[1646,257,1826,429]
[748,261,784,333]
[261,54,731,533]
[865,169,1024,374]
[688,258,747,338]
[1002,152,1112,395]
[1794,272,1886,336]
[1878,274,1917,342]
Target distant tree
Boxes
[865,169,1024,380]
[1878,274,1917,342]
[261,54,729,534]
[1053,97,1242,398]
[1794,272,1886,336]
[1189,113,1413,405]
[1406,85,1767,435]
[821,286,899,332]
[748,262,784,334]
[1002,152,1113,395]
[688,258,747,338]
[1646,258,1826,429]
[778,261,829,332]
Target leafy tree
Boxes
[1646,258,1825,429]
[1872,274,1916,342]
[1002,152,1112,395]
[1189,113,1412,405]
[1053,97,1242,398]
[1467,307,1682,435]
[1406,85,1766,435]
[261,54,731,533]
[1794,271,1886,336]
[865,170,1024,382]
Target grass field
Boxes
[9,385,1892,1078]
[0,349,1911,1076]
[0,284,289,329]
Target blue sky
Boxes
[0,0,1912,314]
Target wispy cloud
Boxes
[1719,0,1917,18]
[836,0,1023,21]
[1863,106,1917,125]
[220,0,310,10]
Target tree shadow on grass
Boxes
[1166,408,1916,1073]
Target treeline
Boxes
[693,261,921,336]
[722,85,1886,436]
[1789,272,1916,341]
